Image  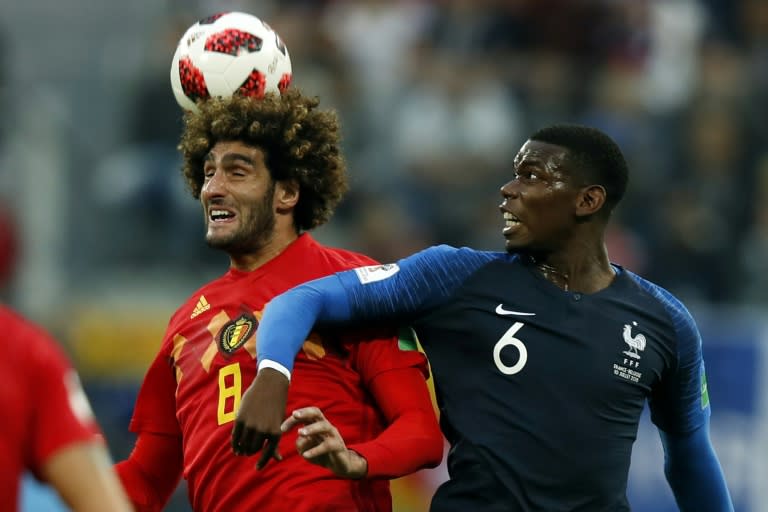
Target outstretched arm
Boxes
[660,421,733,511]
[232,275,353,465]
[233,245,495,462]
[258,275,353,377]
[254,245,500,377]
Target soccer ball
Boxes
[170,12,292,112]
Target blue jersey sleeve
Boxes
[337,245,500,319]
[256,274,351,373]
[620,276,731,510]
[660,423,734,511]
[637,279,710,434]
[256,245,500,373]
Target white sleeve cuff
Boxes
[258,360,292,381]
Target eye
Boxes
[515,169,539,181]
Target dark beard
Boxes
[206,181,277,254]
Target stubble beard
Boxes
[205,186,277,255]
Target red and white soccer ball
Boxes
[170,12,292,112]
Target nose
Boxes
[201,169,226,200]
[500,179,519,199]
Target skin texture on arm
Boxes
[41,440,133,512]
[660,422,733,511]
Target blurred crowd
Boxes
[97,0,768,306]
[2,0,765,307]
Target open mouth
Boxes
[503,212,521,230]
[209,209,235,222]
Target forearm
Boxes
[348,369,443,479]
[42,440,133,512]
[348,410,443,478]
[258,275,352,375]
[661,422,733,511]
[115,432,183,512]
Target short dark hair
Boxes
[178,89,348,232]
[530,124,628,213]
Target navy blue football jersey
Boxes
[335,245,710,512]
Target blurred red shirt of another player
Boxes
[0,306,102,510]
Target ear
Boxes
[274,179,299,213]
[575,185,606,217]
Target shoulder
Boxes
[342,244,506,284]
[318,245,380,269]
[0,306,36,335]
[395,245,508,285]
[0,306,69,373]
[167,273,229,324]
[623,269,700,344]
[293,234,380,269]
[624,270,693,319]
[0,306,58,349]
[404,244,506,267]
[349,244,507,295]
[314,242,505,272]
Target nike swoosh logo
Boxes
[495,304,536,316]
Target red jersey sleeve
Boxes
[116,432,183,512]
[27,326,101,474]
[346,329,443,478]
[349,327,430,384]
[119,332,183,510]
[130,344,181,436]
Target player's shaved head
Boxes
[530,124,628,214]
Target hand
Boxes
[231,368,289,469]
[281,406,368,479]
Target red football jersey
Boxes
[0,306,101,511]
[130,234,429,512]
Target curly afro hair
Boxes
[178,89,348,232]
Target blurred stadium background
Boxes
[1,0,766,510]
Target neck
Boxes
[533,259,572,291]
[229,229,300,272]
[522,245,615,294]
